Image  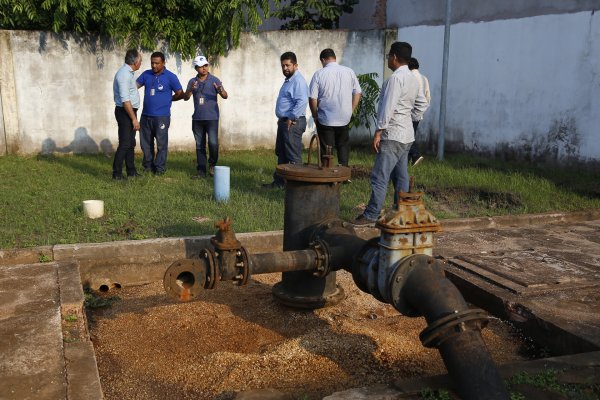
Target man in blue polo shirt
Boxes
[136,51,184,175]
[263,51,308,189]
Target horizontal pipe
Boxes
[248,250,317,274]
[320,225,369,270]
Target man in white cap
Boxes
[183,55,228,178]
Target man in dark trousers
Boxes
[136,52,184,175]
[112,49,142,180]
[263,51,308,189]
[183,55,228,178]
[309,48,361,167]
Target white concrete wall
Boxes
[399,10,600,162]
[0,30,383,155]
[218,30,384,150]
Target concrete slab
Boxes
[437,220,600,355]
[0,261,102,400]
[0,263,66,399]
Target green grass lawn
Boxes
[1,148,599,249]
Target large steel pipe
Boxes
[398,257,509,400]
[272,154,351,308]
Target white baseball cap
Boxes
[192,55,209,68]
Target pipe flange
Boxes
[351,237,380,296]
[420,308,490,348]
[235,247,250,286]
[388,254,437,317]
[163,258,208,302]
[310,239,330,277]
[200,248,218,289]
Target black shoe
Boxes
[127,172,143,178]
[143,168,153,173]
[343,179,352,185]
[261,181,284,189]
[352,214,376,226]
[112,174,127,180]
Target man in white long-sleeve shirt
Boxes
[354,42,428,225]
[408,57,431,166]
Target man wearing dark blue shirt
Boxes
[263,51,308,189]
[136,52,184,175]
[183,55,228,178]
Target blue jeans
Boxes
[192,120,219,173]
[363,140,412,221]
[273,117,306,185]
[140,115,170,173]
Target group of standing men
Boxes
[263,48,363,188]
[262,42,431,228]
[111,42,431,227]
[112,50,227,180]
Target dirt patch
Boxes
[421,186,523,216]
[89,271,530,400]
[350,165,371,180]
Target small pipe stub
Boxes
[276,134,350,183]
[210,217,241,250]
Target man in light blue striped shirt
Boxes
[112,49,142,180]
[354,42,428,225]
[263,51,308,189]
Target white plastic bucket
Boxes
[83,200,104,219]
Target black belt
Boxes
[278,116,305,122]
[116,106,138,112]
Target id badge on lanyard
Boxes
[198,96,205,105]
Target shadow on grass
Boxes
[443,153,600,199]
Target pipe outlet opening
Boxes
[176,272,195,289]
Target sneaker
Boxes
[352,214,376,226]
[412,156,424,167]
[343,179,352,185]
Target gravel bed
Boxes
[89,271,528,400]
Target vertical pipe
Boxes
[437,0,452,161]
[274,180,344,308]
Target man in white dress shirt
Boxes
[354,42,428,225]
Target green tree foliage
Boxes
[272,0,358,30]
[349,72,380,137]
[0,0,272,59]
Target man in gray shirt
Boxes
[354,42,428,225]
[309,48,361,167]
[112,49,142,180]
